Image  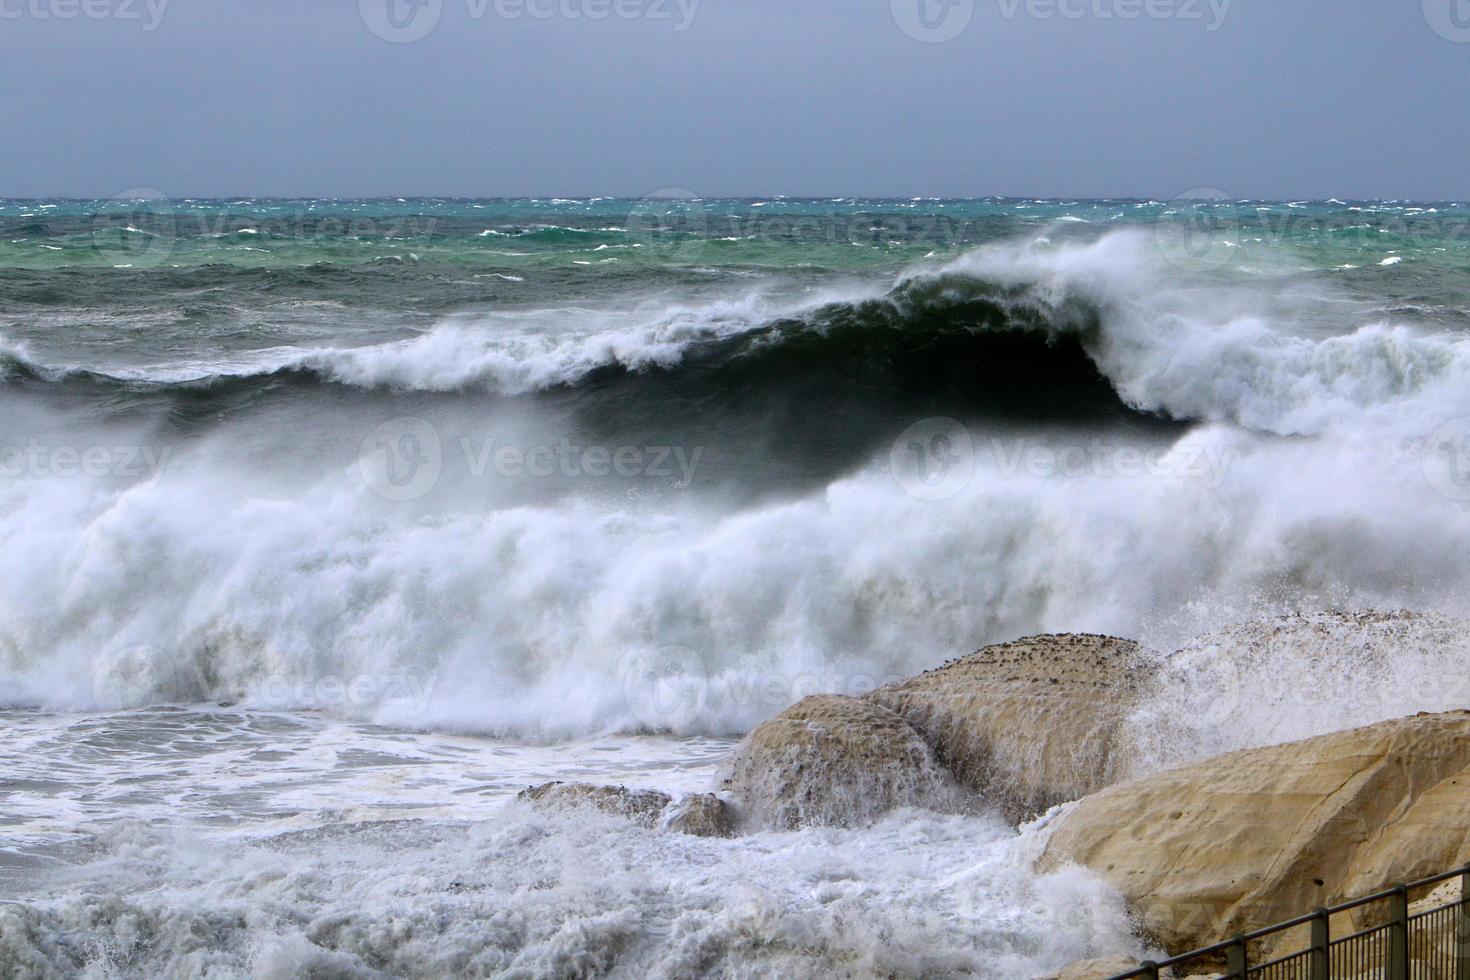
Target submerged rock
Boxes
[721,694,960,830]
[517,782,672,828]
[865,634,1153,822]
[660,793,737,838]
[1039,711,1470,955]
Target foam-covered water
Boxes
[0,709,1138,979]
[5,198,1470,976]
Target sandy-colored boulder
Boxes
[720,694,960,830]
[517,782,672,828]
[865,634,1153,821]
[1039,711,1470,955]
[660,793,737,838]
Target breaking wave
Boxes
[3,232,1470,736]
[4,232,1468,441]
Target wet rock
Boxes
[865,634,1153,822]
[517,782,672,828]
[1039,711,1470,955]
[721,694,961,830]
[660,793,737,838]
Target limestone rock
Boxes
[659,793,737,838]
[720,694,960,830]
[517,782,672,828]
[865,634,1153,821]
[1039,711,1470,955]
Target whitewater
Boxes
[4,197,1470,977]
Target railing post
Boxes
[1138,961,1159,980]
[1309,907,1329,980]
[1388,885,1409,980]
[1226,935,1248,979]
[1458,866,1470,980]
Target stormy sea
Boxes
[4,196,1470,977]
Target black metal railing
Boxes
[1109,864,1470,979]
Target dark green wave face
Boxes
[5,196,1470,736]
[0,196,1468,510]
[4,196,1470,382]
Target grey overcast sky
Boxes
[1,0,1466,199]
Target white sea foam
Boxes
[205,234,1470,435]
[1129,609,1470,772]
[289,295,778,393]
[0,708,1139,978]
[2,232,1470,743]
[7,220,1470,978]
[2,414,1469,740]
[4,815,1137,979]
[0,750,1136,979]
[8,232,1470,440]
[0,289,819,393]
[937,231,1470,436]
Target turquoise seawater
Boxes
[5,198,1470,976]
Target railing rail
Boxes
[1108,864,1470,979]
